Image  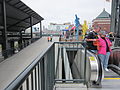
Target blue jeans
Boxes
[98,52,110,69]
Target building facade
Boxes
[48,22,71,31]
[92,9,111,33]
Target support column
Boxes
[10,41,15,54]
[40,21,42,38]
[110,0,116,32]
[2,0,8,58]
[23,40,26,48]
[118,2,120,36]
[117,1,120,46]
[113,0,120,47]
[18,31,23,50]
[30,16,33,42]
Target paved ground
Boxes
[89,70,120,90]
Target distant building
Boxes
[25,27,40,33]
[92,9,111,33]
[25,27,40,38]
[48,22,71,31]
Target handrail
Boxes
[55,41,85,44]
[108,64,120,75]
[5,43,55,90]
[4,41,88,90]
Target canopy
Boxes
[0,0,44,32]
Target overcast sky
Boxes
[21,0,111,27]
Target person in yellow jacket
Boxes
[82,20,88,39]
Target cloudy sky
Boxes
[21,0,111,27]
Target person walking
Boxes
[86,26,101,54]
[97,31,112,71]
[47,36,51,42]
[50,35,53,42]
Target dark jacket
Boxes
[86,31,98,50]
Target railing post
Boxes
[44,44,55,90]
[40,58,45,90]
[51,44,55,89]
[39,21,42,38]
[37,63,40,90]
[84,41,87,85]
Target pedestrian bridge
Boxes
[0,37,120,90]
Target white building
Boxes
[48,23,71,31]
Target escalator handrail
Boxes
[108,64,120,75]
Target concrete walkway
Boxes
[0,37,59,89]
[89,70,120,90]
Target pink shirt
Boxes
[98,37,112,55]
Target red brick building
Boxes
[92,9,111,33]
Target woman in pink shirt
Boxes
[98,31,112,71]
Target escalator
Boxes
[71,49,104,87]
[54,42,120,89]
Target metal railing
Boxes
[113,38,120,47]
[108,64,120,75]
[4,41,88,90]
[5,44,55,90]
[55,41,87,84]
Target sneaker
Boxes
[105,68,109,72]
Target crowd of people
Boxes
[47,26,114,72]
[86,26,113,72]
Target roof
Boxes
[96,9,111,19]
[0,0,44,32]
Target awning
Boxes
[0,0,44,32]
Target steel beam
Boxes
[111,0,120,46]
[12,1,21,6]
[2,0,8,58]
[7,17,30,29]
[40,21,42,38]
[18,31,23,50]
[30,16,33,39]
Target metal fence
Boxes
[55,41,87,84]
[4,41,87,90]
[114,38,120,47]
[5,44,55,90]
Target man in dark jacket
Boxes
[86,26,101,53]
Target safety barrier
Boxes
[5,44,55,90]
[4,41,102,90]
[55,41,87,84]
